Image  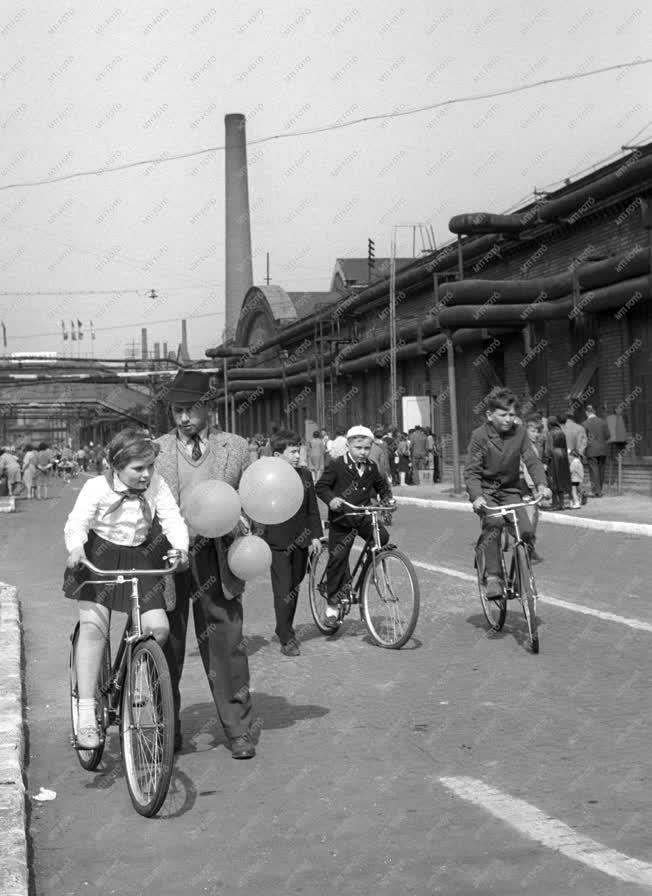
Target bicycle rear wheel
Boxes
[361,548,419,648]
[69,622,110,771]
[120,639,174,817]
[308,541,334,634]
[475,548,507,632]
[516,544,539,653]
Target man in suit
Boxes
[464,388,549,599]
[155,370,256,759]
[316,425,394,629]
[583,404,610,497]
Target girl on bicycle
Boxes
[63,428,188,748]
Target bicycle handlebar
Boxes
[339,499,397,516]
[481,495,543,516]
[79,556,182,578]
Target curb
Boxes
[394,496,652,537]
[0,582,28,896]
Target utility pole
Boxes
[265,252,271,285]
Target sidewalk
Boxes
[392,478,652,531]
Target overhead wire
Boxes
[0,58,650,192]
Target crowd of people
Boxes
[247,424,442,487]
[0,442,107,498]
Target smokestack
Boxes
[225,113,253,343]
[163,341,168,359]
[180,319,189,362]
[141,328,148,360]
[154,342,160,359]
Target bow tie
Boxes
[103,489,153,527]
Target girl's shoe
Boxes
[77,726,100,749]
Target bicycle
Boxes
[69,554,181,817]
[308,500,420,649]
[474,496,541,653]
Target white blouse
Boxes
[64,472,189,553]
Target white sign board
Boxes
[401,395,431,431]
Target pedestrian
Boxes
[396,432,412,486]
[369,429,391,483]
[560,411,587,457]
[327,428,348,461]
[248,436,260,465]
[569,450,585,509]
[544,417,571,510]
[34,442,53,500]
[583,404,610,497]
[258,430,322,656]
[410,425,427,485]
[315,425,394,628]
[75,445,87,472]
[22,444,37,498]
[385,430,400,485]
[154,369,257,759]
[308,429,325,481]
[0,447,22,495]
[63,427,189,749]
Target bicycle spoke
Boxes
[362,550,419,648]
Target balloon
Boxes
[227,535,272,580]
[239,457,303,524]
[183,481,242,537]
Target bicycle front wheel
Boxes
[361,548,419,648]
[120,639,174,817]
[516,544,539,653]
[475,548,507,632]
[69,622,110,771]
[308,541,333,634]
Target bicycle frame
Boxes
[72,558,180,726]
[336,500,397,611]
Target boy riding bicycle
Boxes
[316,425,395,629]
[464,389,550,599]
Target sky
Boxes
[1,0,650,360]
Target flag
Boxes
[90,320,96,341]
[1,321,6,348]
[77,319,83,339]
[70,319,77,340]
[61,320,68,341]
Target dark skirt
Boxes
[63,530,167,613]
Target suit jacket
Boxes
[258,466,323,551]
[583,415,610,457]
[155,428,251,608]
[316,455,392,523]
[562,419,587,455]
[464,421,546,502]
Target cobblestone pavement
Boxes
[4,479,652,895]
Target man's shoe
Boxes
[280,640,300,657]
[231,733,256,759]
[485,575,504,600]
[323,605,340,630]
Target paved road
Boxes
[5,479,652,895]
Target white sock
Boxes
[78,698,96,729]
[325,605,339,619]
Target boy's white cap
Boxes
[346,425,374,440]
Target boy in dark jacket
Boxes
[464,388,550,599]
[315,425,394,629]
[259,430,323,656]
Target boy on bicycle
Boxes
[465,388,550,599]
[316,425,395,629]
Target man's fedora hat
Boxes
[166,370,217,404]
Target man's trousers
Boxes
[164,539,252,741]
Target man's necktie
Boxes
[103,490,153,527]
[191,434,202,461]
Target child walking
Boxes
[63,428,188,748]
[569,450,585,509]
[258,430,322,656]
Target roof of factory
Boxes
[331,257,414,290]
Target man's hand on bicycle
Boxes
[67,546,86,568]
[329,497,343,511]
[309,537,322,556]
[536,486,552,501]
[472,496,489,514]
